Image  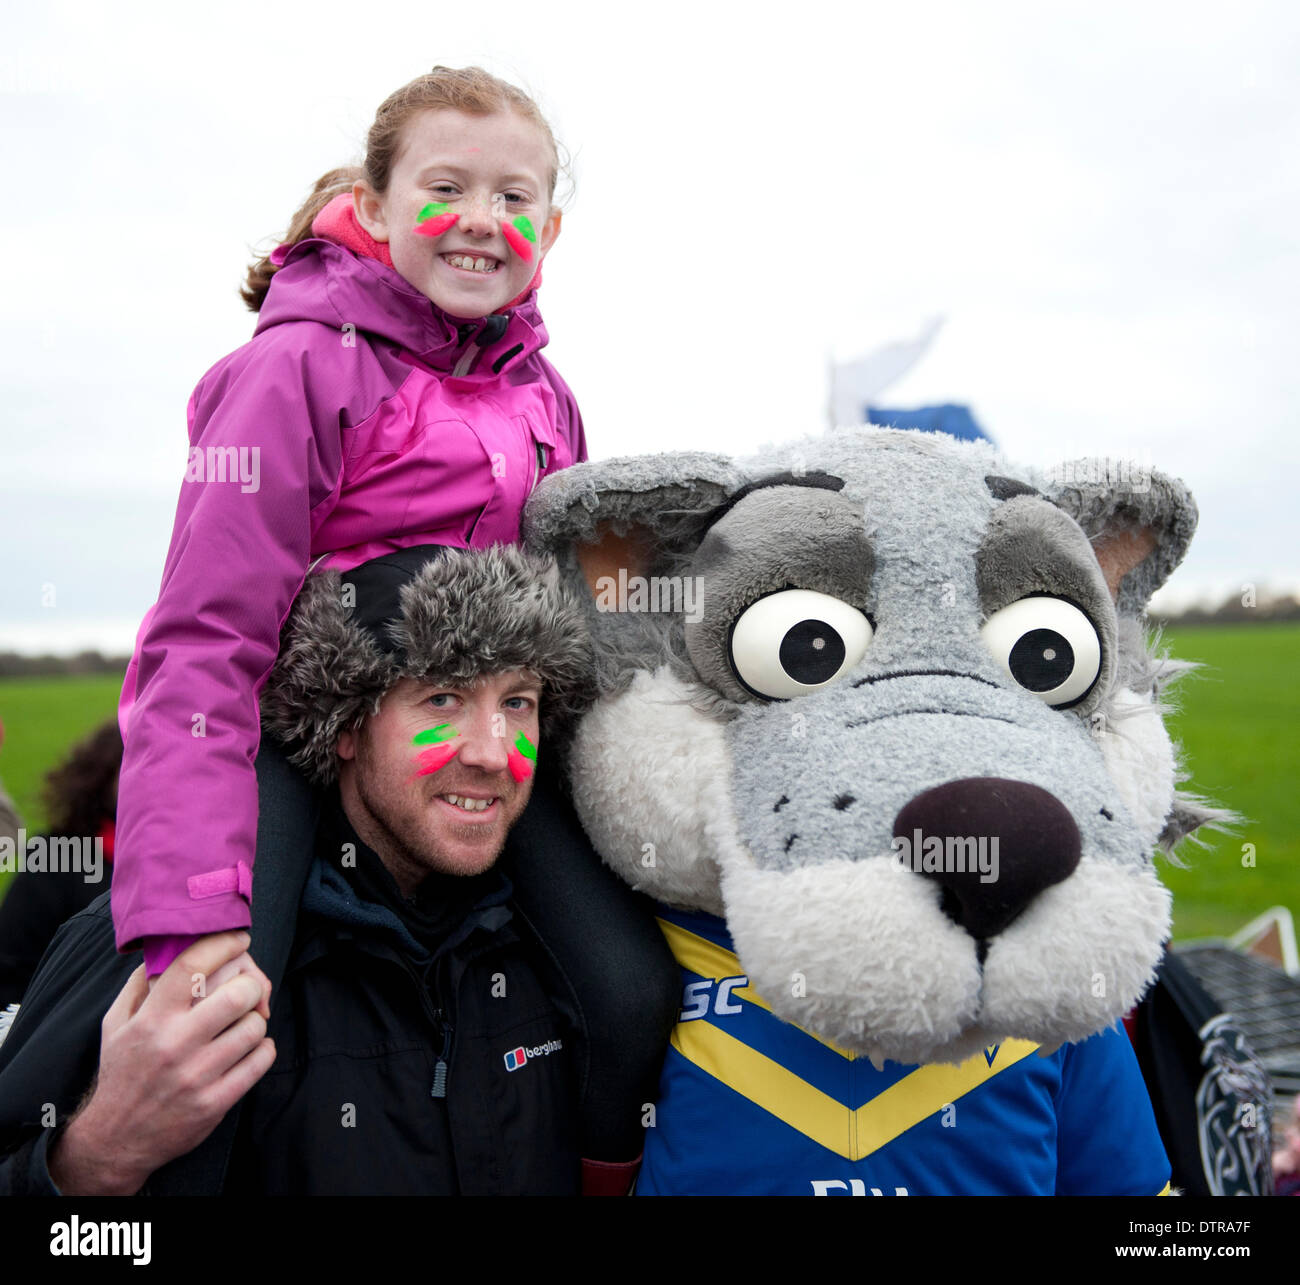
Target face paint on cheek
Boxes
[414,724,459,745]
[506,730,537,782]
[500,216,536,262]
[411,724,461,777]
[413,743,459,776]
[413,202,460,238]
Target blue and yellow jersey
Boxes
[638,907,1171,1196]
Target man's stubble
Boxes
[347,718,531,891]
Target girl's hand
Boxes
[146,933,271,1020]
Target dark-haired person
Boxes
[0,719,122,1007]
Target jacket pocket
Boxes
[518,415,556,494]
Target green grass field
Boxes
[0,673,123,901]
[1155,622,1299,940]
[0,673,123,834]
[1,623,1297,938]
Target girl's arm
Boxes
[113,326,345,957]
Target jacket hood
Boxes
[300,845,513,966]
[255,233,551,376]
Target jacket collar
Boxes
[256,225,549,378]
[299,790,513,966]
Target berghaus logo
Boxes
[503,1038,563,1071]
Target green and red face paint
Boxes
[409,724,537,781]
[412,202,537,264]
[507,731,537,782]
[500,215,537,263]
[413,201,459,239]
[412,723,460,775]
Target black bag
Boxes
[1129,947,1275,1196]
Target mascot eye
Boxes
[981,596,1101,707]
[729,589,873,700]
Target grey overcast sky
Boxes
[2,0,1297,652]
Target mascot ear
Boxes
[1043,462,1227,852]
[1042,462,1198,616]
[523,451,746,583]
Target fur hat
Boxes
[260,544,595,785]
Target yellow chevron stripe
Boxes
[672,1018,1039,1161]
[851,1039,1038,1159]
[657,917,857,1059]
[671,1018,854,1156]
[657,917,773,1011]
[1157,1182,1172,1196]
[658,918,1040,1159]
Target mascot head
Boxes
[525,428,1224,1066]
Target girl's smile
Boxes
[440,252,502,274]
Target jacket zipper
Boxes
[399,953,455,1100]
[452,317,545,492]
[450,314,511,379]
[450,319,481,378]
[430,1016,453,1099]
[451,346,477,379]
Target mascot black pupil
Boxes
[780,619,845,684]
[1008,628,1074,692]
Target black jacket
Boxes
[0,744,656,1194]
[225,791,581,1194]
[0,837,111,1009]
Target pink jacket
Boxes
[113,213,586,954]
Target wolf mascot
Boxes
[523,427,1224,1195]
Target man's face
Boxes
[354,108,561,320]
[336,671,542,894]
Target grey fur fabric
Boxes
[260,544,595,785]
[524,426,1224,1066]
[1043,462,1198,617]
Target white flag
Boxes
[829,316,945,428]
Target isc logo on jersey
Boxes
[503,1038,564,1072]
[680,974,747,1020]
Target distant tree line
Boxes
[1152,593,1300,627]
[0,652,129,679]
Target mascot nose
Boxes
[891,778,1081,940]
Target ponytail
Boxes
[240,165,364,313]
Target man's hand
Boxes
[47,931,276,1196]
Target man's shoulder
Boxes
[0,890,121,1061]
[0,892,125,1169]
